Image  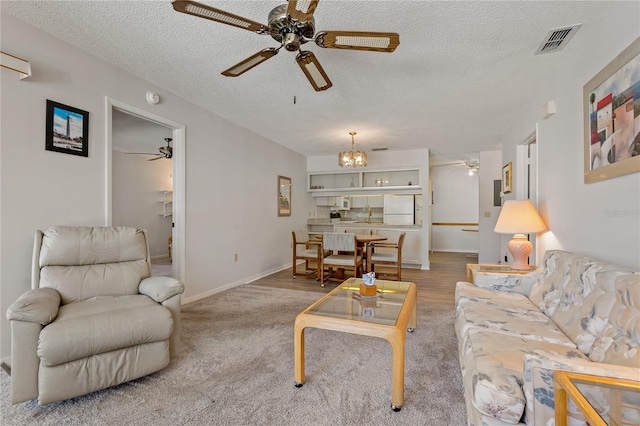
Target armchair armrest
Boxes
[139,276,184,303]
[6,288,60,325]
[522,350,639,426]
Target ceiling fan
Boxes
[171,0,400,91]
[126,138,173,161]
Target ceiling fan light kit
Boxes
[339,132,367,168]
[171,0,400,92]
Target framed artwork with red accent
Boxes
[584,37,639,183]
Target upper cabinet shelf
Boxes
[308,169,420,193]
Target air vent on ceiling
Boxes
[371,147,388,151]
[534,24,582,55]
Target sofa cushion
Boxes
[455,283,575,349]
[38,295,173,367]
[588,273,640,366]
[461,329,588,424]
[528,250,575,313]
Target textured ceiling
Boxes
[1,1,612,162]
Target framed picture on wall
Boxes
[583,37,640,183]
[45,100,89,157]
[277,175,291,217]
[502,162,512,194]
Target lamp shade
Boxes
[494,200,547,234]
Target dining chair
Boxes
[321,232,363,283]
[292,229,328,281]
[368,232,406,281]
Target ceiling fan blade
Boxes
[315,31,400,52]
[172,0,269,34]
[125,152,159,155]
[287,0,320,23]
[148,157,164,161]
[296,51,332,92]
[221,48,279,77]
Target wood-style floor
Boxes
[250,251,473,306]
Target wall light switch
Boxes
[484,211,491,218]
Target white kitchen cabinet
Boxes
[316,196,336,206]
[362,169,420,189]
[309,168,420,193]
[332,226,421,267]
[350,195,383,208]
[309,172,359,191]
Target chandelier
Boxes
[338,132,367,167]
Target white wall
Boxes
[112,151,173,257]
[478,150,503,263]
[0,16,314,360]
[501,2,640,270]
[431,164,479,253]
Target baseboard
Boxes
[431,249,479,254]
[181,262,294,305]
[150,254,171,260]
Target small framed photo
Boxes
[502,162,512,194]
[46,100,89,157]
[277,175,291,217]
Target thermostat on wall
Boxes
[146,91,160,105]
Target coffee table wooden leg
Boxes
[408,298,417,332]
[294,320,305,387]
[389,331,405,411]
[554,377,568,426]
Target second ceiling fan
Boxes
[171,0,400,91]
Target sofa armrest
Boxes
[6,288,60,325]
[522,350,639,426]
[473,269,541,296]
[139,276,184,303]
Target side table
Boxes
[466,263,537,283]
[554,370,640,426]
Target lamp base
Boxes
[508,234,533,271]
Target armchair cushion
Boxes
[41,261,149,304]
[38,295,173,367]
[139,276,184,303]
[6,288,60,325]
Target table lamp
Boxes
[494,199,547,270]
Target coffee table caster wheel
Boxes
[407,328,415,333]
[391,405,401,412]
[294,382,303,388]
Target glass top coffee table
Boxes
[294,277,417,411]
[554,370,640,426]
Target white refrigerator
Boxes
[383,195,415,225]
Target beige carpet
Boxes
[1,285,467,425]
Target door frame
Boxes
[105,97,186,285]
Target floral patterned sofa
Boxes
[455,250,640,425]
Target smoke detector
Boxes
[534,24,582,55]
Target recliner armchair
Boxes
[6,226,184,405]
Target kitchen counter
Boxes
[307,219,421,229]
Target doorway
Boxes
[105,98,185,284]
[517,133,539,265]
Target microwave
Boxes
[335,196,351,210]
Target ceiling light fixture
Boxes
[338,132,367,167]
[465,161,479,176]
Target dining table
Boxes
[355,235,387,272]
